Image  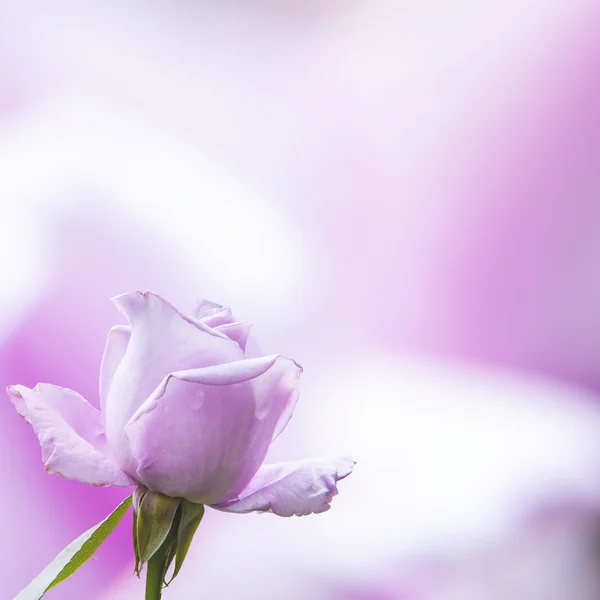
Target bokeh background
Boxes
[3,1,600,598]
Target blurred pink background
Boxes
[3,1,600,599]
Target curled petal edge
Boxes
[212,456,355,517]
[111,291,230,340]
[126,354,301,427]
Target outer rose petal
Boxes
[106,292,243,477]
[7,384,132,487]
[125,355,302,504]
[214,322,253,352]
[213,456,355,517]
[99,324,131,413]
[270,370,301,443]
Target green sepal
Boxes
[132,487,145,577]
[134,486,180,565]
[144,509,181,599]
[15,495,132,600]
[161,542,177,587]
[133,487,206,597]
[170,500,205,583]
[133,507,141,577]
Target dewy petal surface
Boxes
[125,355,302,504]
[105,292,244,476]
[213,456,355,517]
[7,384,132,486]
[99,324,131,413]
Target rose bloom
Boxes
[7,291,353,516]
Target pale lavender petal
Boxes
[201,306,235,328]
[105,292,243,476]
[190,299,222,319]
[98,324,130,413]
[7,384,132,487]
[125,355,302,504]
[214,457,355,517]
[270,364,301,443]
[190,299,235,327]
[215,322,253,352]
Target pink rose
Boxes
[7,291,353,516]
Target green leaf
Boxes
[136,489,180,564]
[15,495,132,600]
[171,500,204,582]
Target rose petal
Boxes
[201,306,235,328]
[106,292,243,475]
[190,299,223,320]
[125,355,302,504]
[190,299,235,327]
[213,456,355,517]
[99,324,131,413]
[7,384,132,487]
[214,322,253,352]
[270,357,302,442]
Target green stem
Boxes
[145,545,168,600]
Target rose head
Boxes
[8,291,353,516]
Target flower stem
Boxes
[145,546,167,600]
